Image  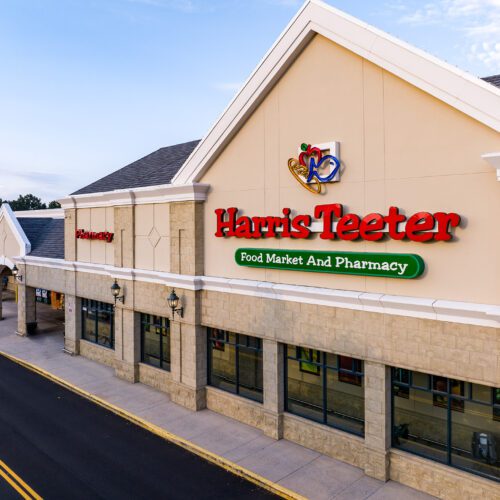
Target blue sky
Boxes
[0,0,499,202]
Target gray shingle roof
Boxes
[482,74,500,88]
[18,218,65,259]
[71,140,200,195]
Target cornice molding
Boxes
[58,183,210,209]
[17,255,500,328]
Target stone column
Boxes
[16,284,36,336]
[64,294,81,354]
[364,361,391,481]
[170,321,207,411]
[114,306,140,382]
[263,340,285,439]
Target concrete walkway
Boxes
[0,299,434,500]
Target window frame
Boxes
[81,298,114,349]
[285,345,365,437]
[391,367,500,483]
[207,328,263,403]
[140,313,171,371]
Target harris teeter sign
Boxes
[235,248,424,279]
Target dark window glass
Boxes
[81,299,114,349]
[286,346,364,436]
[141,314,170,371]
[207,328,263,403]
[392,368,500,482]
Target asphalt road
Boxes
[0,355,277,500]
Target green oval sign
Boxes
[235,248,424,279]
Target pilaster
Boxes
[364,361,391,481]
[170,321,207,410]
[114,306,140,382]
[64,294,81,354]
[114,206,134,268]
[16,283,36,336]
[64,209,76,261]
[263,340,285,439]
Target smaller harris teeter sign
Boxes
[235,248,425,279]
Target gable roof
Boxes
[72,140,200,195]
[17,218,64,259]
[483,74,500,88]
[172,0,500,185]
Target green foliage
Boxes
[0,194,61,211]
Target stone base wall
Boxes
[80,340,115,368]
[390,450,500,500]
[283,413,365,468]
[115,360,138,383]
[206,387,266,430]
[138,363,172,393]
[170,380,206,411]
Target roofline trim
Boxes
[14,209,65,219]
[58,183,210,209]
[172,0,500,185]
[0,204,31,257]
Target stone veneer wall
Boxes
[79,340,116,368]
[390,450,500,500]
[201,290,500,387]
[206,387,266,431]
[283,413,365,468]
[138,363,172,393]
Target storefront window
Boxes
[392,368,500,482]
[81,299,114,349]
[141,314,170,371]
[286,345,364,436]
[207,328,263,403]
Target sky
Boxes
[0,0,499,202]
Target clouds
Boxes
[395,0,500,72]
[0,169,67,203]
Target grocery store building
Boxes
[1,1,500,497]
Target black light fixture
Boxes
[11,265,22,282]
[110,279,124,305]
[167,289,183,318]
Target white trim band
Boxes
[15,255,500,328]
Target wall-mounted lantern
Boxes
[11,265,23,282]
[111,279,124,305]
[167,289,183,319]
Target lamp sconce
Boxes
[11,265,23,282]
[110,279,125,305]
[167,289,183,319]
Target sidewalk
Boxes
[0,299,433,500]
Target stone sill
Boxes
[205,386,264,409]
[138,362,172,378]
[80,339,115,352]
[283,412,365,445]
[390,448,500,487]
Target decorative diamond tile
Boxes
[148,227,160,248]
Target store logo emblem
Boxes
[288,142,340,195]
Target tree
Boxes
[48,200,61,209]
[6,194,47,211]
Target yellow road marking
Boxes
[0,351,306,500]
[0,460,42,500]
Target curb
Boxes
[0,350,307,500]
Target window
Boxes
[207,328,263,403]
[141,314,170,371]
[392,368,500,482]
[286,345,364,436]
[81,299,114,348]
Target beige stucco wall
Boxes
[134,204,170,272]
[0,218,22,262]
[200,34,500,305]
[76,207,114,265]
